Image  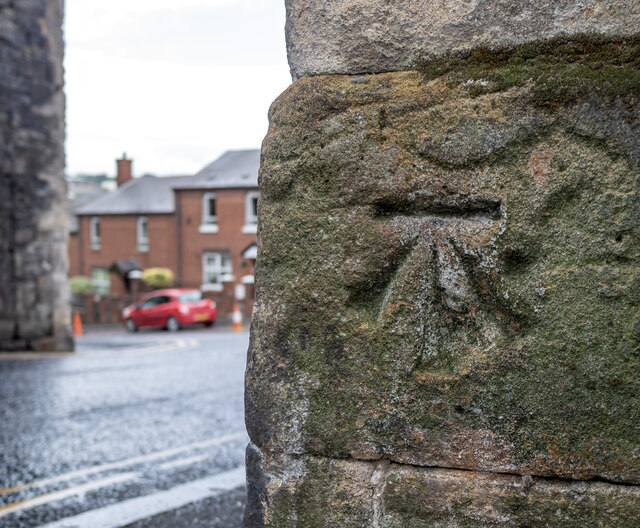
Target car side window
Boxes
[158,296,172,305]
[141,296,160,309]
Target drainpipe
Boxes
[175,191,183,287]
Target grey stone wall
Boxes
[0,0,73,352]
[246,1,640,526]
[285,0,640,79]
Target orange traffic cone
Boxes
[232,303,243,332]
[73,311,83,336]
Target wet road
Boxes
[0,327,249,527]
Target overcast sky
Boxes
[64,0,292,177]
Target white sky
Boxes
[64,0,292,176]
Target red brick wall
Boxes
[177,188,257,316]
[68,232,80,277]
[69,189,258,318]
[75,214,177,296]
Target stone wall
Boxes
[0,0,72,351]
[246,1,640,526]
[285,0,640,79]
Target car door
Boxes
[138,296,162,326]
[153,295,174,327]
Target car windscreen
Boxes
[178,291,202,303]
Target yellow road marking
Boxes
[0,431,246,497]
[0,472,137,518]
[0,483,27,494]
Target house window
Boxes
[242,191,259,234]
[199,192,219,233]
[91,268,110,296]
[137,216,149,251]
[202,251,232,291]
[202,192,217,224]
[90,216,100,250]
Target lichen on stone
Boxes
[245,35,640,527]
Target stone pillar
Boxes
[0,0,73,352]
[246,1,640,526]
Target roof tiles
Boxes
[74,149,260,216]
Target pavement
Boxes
[0,326,250,528]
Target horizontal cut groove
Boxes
[262,447,640,488]
[379,458,640,489]
[373,197,503,220]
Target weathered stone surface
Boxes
[246,37,640,524]
[0,0,73,351]
[285,0,640,78]
[245,443,640,527]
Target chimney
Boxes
[116,153,133,187]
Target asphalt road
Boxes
[0,326,250,528]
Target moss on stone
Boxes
[419,35,640,107]
[245,38,640,525]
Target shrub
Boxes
[70,276,94,295]
[142,268,174,288]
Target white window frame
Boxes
[137,216,149,251]
[91,268,110,296]
[200,192,219,233]
[242,191,259,234]
[201,251,233,292]
[136,216,149,251]
[90,216,100,250]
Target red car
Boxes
[122,289,217,332]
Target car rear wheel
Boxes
[125,318,138,333]
[204,321,214,328]
[166,316,180,332]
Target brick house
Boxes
[69,150,259,319]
